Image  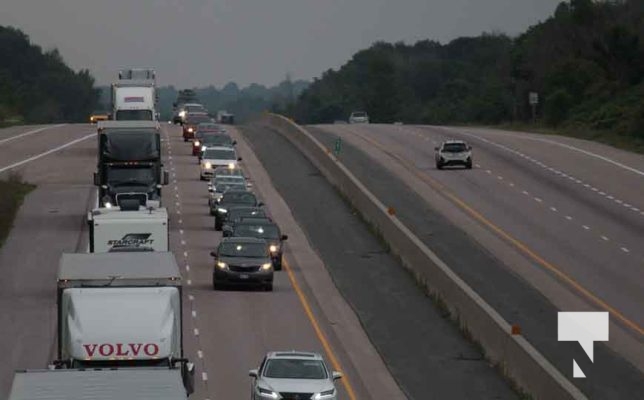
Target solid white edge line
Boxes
[0,132,93,173]
[0,124,66,145]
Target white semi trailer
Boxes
[8,368,187,400]
[87,205,168,252]
[54,252,194,395]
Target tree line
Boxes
[288,0,644,142]
[0,26,99,124]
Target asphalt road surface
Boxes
[241,122,517,400]
[0,123,404,400]
[308,123,644,398]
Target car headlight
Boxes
[104,201,112,208]
[261,263,272,270]
[269,245,278,253]
[188,127,194,132]
[217,261,228,270]
[313,389,336,399]
[217,208,227,214]
[179,111,186,117]
[228,163,235,169]
[201,145,207,151]
[205,162,212,169]
[257,387,278,399]
[194,140,200,146]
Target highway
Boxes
[1,120,641,399]
[0,122,404,399]
[307,123,644,397]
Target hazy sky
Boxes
[1,0,560,88]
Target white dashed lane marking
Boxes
[621,247,630,253]
[194,328,199,336]
[583,225,590,230]
[601,235,609,241]
[202,372,208,382]
[454,131,642,216]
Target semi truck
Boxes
[94,121,168,208]
[54,252,194,394]
[111,79,157,121]
[87,202,169,252]
[119,68,156,81]
[8,368,187,400]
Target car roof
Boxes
[237,217,274,225]
[220,237,266,244]
[204,146,235,151]
[266,351,323,360]
[442,140,467,144]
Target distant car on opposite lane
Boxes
[349,111,369,124]
[434,140,472,169]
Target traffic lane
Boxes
[331,123,644,328]
[0,124,95,181]
[430,126,644,220]
[306,125,644,398]
[243,123,517,399]
[0,133,96,396]
[230,125,403,399]
[160,125,353,400]
[0,124,53,142]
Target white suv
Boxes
[249,351,342,400]
[435,140,473,169]
[348,111,369,124]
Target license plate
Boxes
[239,274,249,280]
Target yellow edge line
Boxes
[283,259,359,400]
[350,127,644,337]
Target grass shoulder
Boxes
[0,173,35,248]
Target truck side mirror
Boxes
[237,157,242,161]
[434,147,439,151]
[232,140,237,145]
[258,202,264,207]
[93,172,100,186]
[183,362,195,395]
[332,371,343,381]
[163,171,169,185]
[210,251,218,257]
[281,234,288,241]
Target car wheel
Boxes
[213,279,223,290]
[214,220,222,231]
[274,261,282,271]
[436,162,443,170]
[466,161,473,169]
[264,282,273,292]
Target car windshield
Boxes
[229,208,265,221]
[186,105,206,112]
[204,149,235,160]
[106,166,155,185]
[187,115,211,124]
[263,359,328,379]
[442,143,467,152]
[234,224,279,240]
[116,110,153,121]
[198,123,219,130]
[216,182,246,192]
[214,167,243,177]
[222,192,257,204]
[202,135,232,146]
[218,242,267,257]
[352,112,366,117]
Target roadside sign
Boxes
[334,138,342,155]
[529,92,539,105]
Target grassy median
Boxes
[0,173,35,248]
